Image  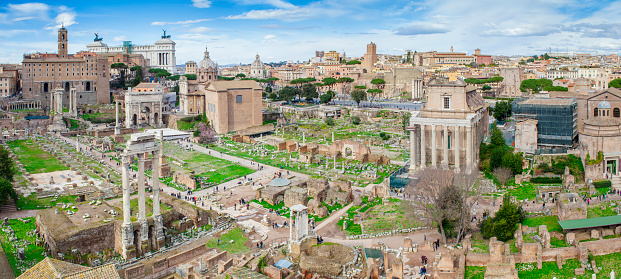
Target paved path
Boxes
[0,245,14,279]
[315,203,353,233]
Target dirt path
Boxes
[0,245,15,279]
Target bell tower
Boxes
[58,27,68,58]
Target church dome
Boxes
[251,54,264,69]
[598,101,611,109]
[198,47,217,70]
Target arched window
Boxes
[85,82,91,91]
[615,108,620,118]
[594,108,598,117]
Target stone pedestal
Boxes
[153,214,165,249]
[121,223,136,259]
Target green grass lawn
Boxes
[196,165,255,185]
[522,216,562,233]
[517,253,621,278]
[8,140,69,174]
[177,120,197,131]
[0,217,46,276]
[205,228,249,254]
[587,203,618,218]
[506,183,537,201]
[15,195,78,210]
[549,236,570,248]
[465,266,486,279]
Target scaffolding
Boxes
[512,97,578,149]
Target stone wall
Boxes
[167,245,208,267]
[284,187,308,208]
[173,170,196,190]
[160,194,216,227]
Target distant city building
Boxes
[86,31,177,74]
[22,27,110,109]
[249,54,267,79]
[0,64,20,97]
[197,47,218,83]
[363,42,378,72]
[325,51,340,61]
[185,61,197,75]
[499,68,523,97]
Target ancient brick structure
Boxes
[284,187,308,208]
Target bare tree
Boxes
[493,167,512,186]
[405,168,455,244]
[406,168,480,244]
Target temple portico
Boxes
[407,78,488,174]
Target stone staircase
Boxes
[612,175,621,191]
[214,215,231,231]
[0,198,18,213]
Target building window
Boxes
[236,95,243,103]
[443,96,450,109]
[594,108,598,117]
[615,108,620,118]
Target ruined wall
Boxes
[161,194,216,227]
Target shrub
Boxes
[379,132,391,141]
[480,196,525,241]
[593,180,611,188]
[351,116,361,125]
[181,116,194,122]
[324,117,335,126]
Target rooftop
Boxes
[518,98,575,106]
[559,215,621,231]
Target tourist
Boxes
[421,266,426,276]
[260,241,263,249]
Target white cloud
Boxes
[235,0,296,9]
[13,16,36,21]
[188,27,213,33]
[191,0,212,8]
[0,29,37,37]
[7,3,49,16]
[114,36,127,41]
[394,22,450,35]
[226,7,317,20]
[263,34,276,40]
[44,11,77,29]
[151,19,211,25]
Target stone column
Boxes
[121,154,135,259]
[455,126,460,173]
[303,132,305,144]
[152,151,161,216]
[333,154,337,169]
[115,101,120,134]
[409,130,416,170]
[466,126,472,174]
[122,155,131,225]
[431,124,437,168]
[69,88,73,116]
[420,124,426,170]
[442,125,448,169]
[332,132,335,142]
[137,154,148,246]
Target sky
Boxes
[2,0,621,65]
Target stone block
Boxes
[264,265,282,279]
[616,226,621,235]
[218,258,233,274]
[566,233,575,245]
[575,268,585,275]
[403,237,412,248]
[437,254,454,272]
[284,187,307,208]
[591,229,600,239]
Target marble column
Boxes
[333,154,337,169]
[122,155,131,225]
[455,126,460,173]
[409,130,416,170]
[152,151,161,217]
[68,89,72,115]
[466,126,472,173]
[137,154,147,236]
[420,125,426,170]
[442,125,448,168]
[431,124,437,168]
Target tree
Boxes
[278,86,297,103]
[130,66,143,87]
[265,86,272,93]
[610,79,621,88]
[369,78,386,105]
[406,168,457,244]
[346,60,361,65]
[301,83,318,101]
[490,126,504,146]
[354,85,367,90]
[493,167,513,186]
[320,93,332,104]
[351,89,367,107]
[482,85,492,91]
[0,146,15,182]
[196,122,216,144]
[337,77,355,94]
[351,116,361,125]
[268,92,277,100]
[236,73,246,78]
[480,196,525,241]
[0,179,16,208]
[110,63,128,89]
[493,101,512,122]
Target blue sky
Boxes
[1,0,621,65]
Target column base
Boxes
[121,223,135,260]
[441,162,449,170]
